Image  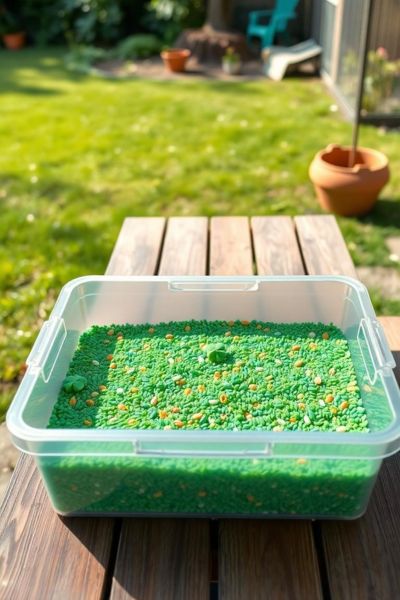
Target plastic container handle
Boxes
[26,317,66,382]
[168,280,260,292]
[135,440,271,457]
[373,320,396,368]
[357,318,395,384]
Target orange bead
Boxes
[192,413,203,420]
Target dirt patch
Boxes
[94,56,266,81]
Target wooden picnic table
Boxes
[1,215,400,600]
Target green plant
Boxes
[60,0,122,45]
[113,34,162,60]
[223,46,240,64]
[19,0,148,46]
[0,5,22,35]
[19,1,64,45]
[64,44,109,71]
[143,0,205,45]
[363,47,400,113]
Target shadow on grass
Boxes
[0,47,89,96]
[359,198,400,229]
[0,47,269,98]
[0,171,115,269]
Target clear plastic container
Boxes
[7,275,400,518]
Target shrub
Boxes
[64,44,109,71]
[113,34,161,60]
[18,0,124,45]
[60,0,122,45]
[19,1,64,45]
[143,0,205,45]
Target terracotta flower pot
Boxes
[309,144,389,217]
[161,48,191,73]
[3,32,26,50]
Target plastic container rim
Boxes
[6,274,400,458]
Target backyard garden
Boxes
[1,0,400,419]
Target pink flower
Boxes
[376,47,388,59]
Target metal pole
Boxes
[349,0,373,167]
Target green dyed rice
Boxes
[48,320,368,433]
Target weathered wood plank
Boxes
[106,217,165,276]
[218,217,322,600]
[111,218,210,600]
[0,455,114,600]
[252,216,304,275]
[110,520,210,600]
[158,217,208,275]
[210,217,253,275]
[321,318,400,600]
[219,521,323,600]
[294,215,357,278]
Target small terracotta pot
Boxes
[309,144,389,217]
[161,48,191,73]
[3,32,26,50]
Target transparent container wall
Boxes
[21,278,395,436]
[38,452,381,519]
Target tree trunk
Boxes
[205,0,232,32]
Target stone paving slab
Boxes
[357,266,400,297]
[386,237,400,262]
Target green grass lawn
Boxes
[1,48,400,418]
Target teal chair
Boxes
[247,0,300,49]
